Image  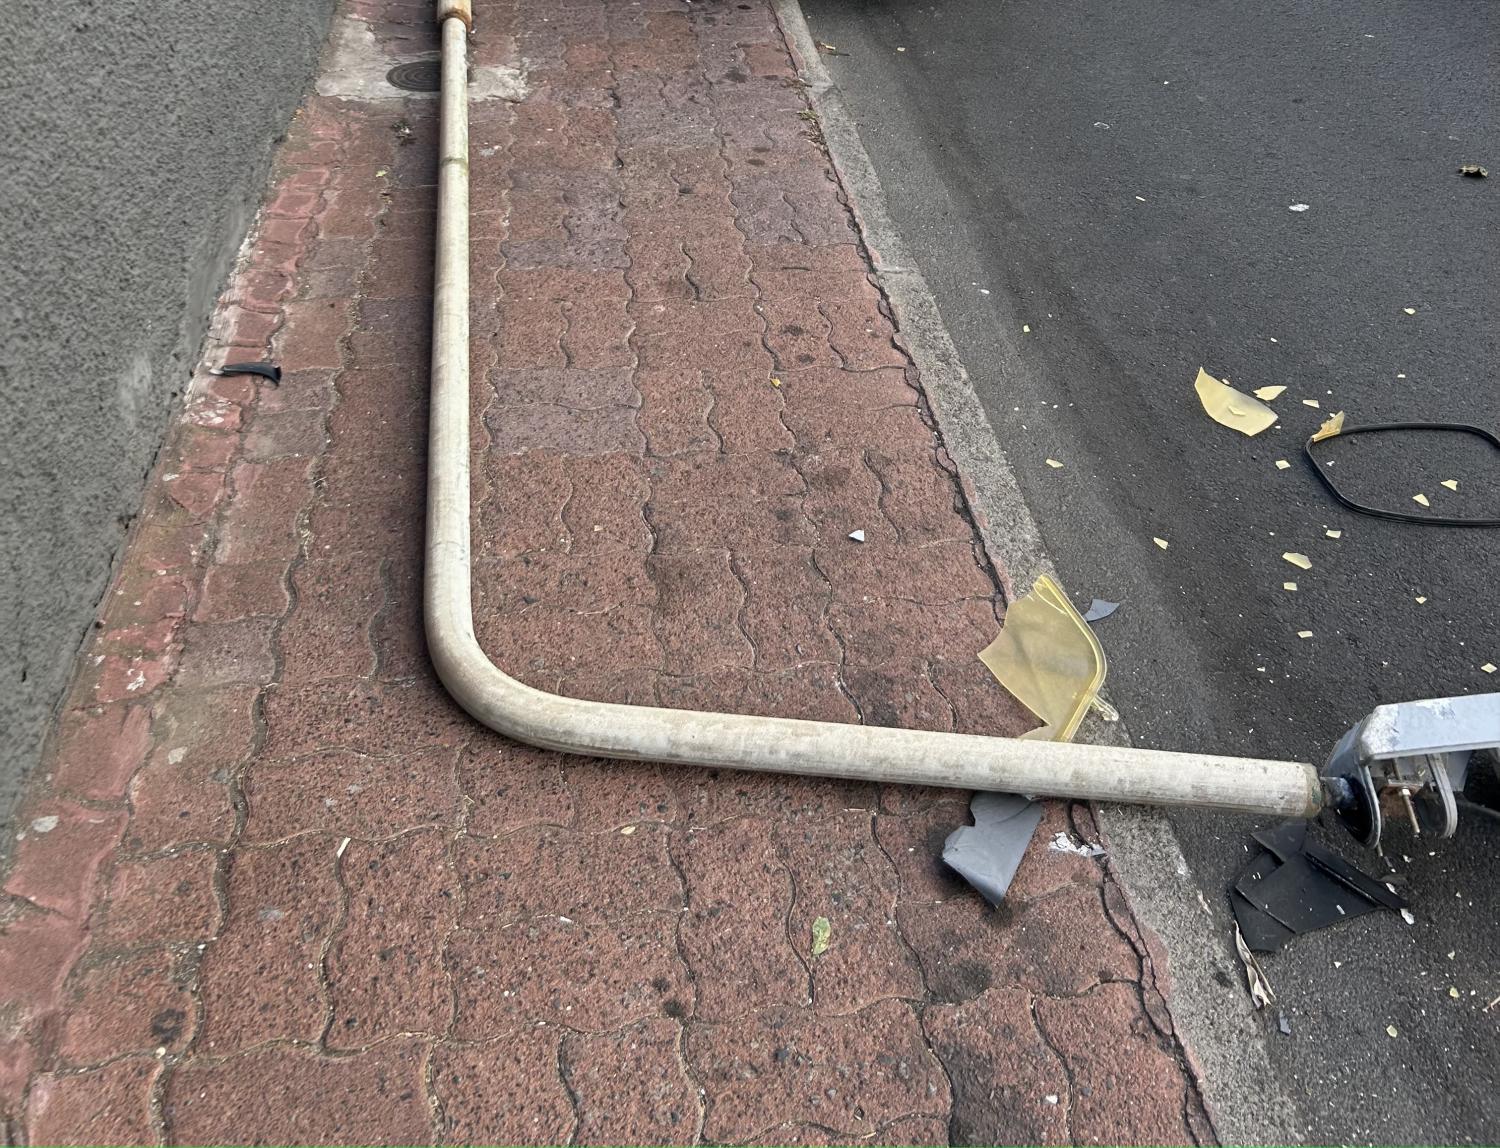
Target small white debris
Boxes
[30,815,60,834]
[1043,1094,1059,1106]
[1049,832,1106,858]
[619,825,637,835]
[167,747,187,765]
[848,529,866,543]
[336,836,351,858]
[1401,908,1416,926]
[1288,203,1311,212]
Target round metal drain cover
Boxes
[387,60,442,92]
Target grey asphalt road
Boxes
[797,0,1500,1142]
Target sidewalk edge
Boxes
[769,3,1299,1142]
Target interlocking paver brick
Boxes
[3,803,124,919]
[49,703,153,801]
[1035,982,1196,1145]
[26,1058,159,1147]
[563,1019,701,1144]
[244,746,463,843]
[447,912,690,1036]
[431,1034,576,1145]
[778,809,925,1014]
[327,831,457,1046]
[924,988,1070,1146]
[165,1040,432,1145]
[197,836,341,1053]
[686,1000,950,1143]
[56,948,197,1066]
[675,818,808,1021]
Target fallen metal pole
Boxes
[423,0,1324,819]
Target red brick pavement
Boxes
[0,0,1214,1143]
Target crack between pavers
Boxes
[766,829,816,1010]
[922,663,962,732]
[1026,994,1078,1145]
[553,1036,586,1146]
[803,544,866,726]
[692,372,733,459]
[815,302,854,372]
[312,826,354,1051]
[722,553,762,671]
[660,833,710,1145]
[859,449,907,543]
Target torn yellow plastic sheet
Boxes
[1254,385,1288,401]
[1312,411,1346,442]
[978,575,1107,744]
[1441,479,1459,491]
[1414,493,1431,507]
[1195,368,1278,436]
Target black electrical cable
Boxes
[1303,421,1500,527]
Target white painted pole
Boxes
[422,7,1324,819]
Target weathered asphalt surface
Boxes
[798,0,1500,1142]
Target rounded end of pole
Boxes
[436,0,473,29]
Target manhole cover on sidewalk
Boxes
[386,60,442,91]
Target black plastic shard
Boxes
[1230,821,1405,953]
[212,362,282,385]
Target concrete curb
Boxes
[769,2,1300,1142]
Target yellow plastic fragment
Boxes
[1416,596,1427,604]
[1275,459,1291,470]
[977,575,1107,744]
[1153,537,1169,550]
[1284,582,1298,591]
[1298,630,1314,639]
[1387,1025,1400,1037]
[1311,411,1346,442]
[1441,479,1459,491]
[1302,398,1321,408]
[1325,529,1342,539]
[1413,493,1431,507]
[1045,458,1064,468]
[1403,307,1416,315]
[1194,368,1278,436]
[1254,385,1287,401]
[1483,664,1497,675]
[1283,552,1312,570]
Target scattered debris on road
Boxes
[1049,831,1106,857]
[1195,367,1278,436]
[1254,384,1288,400]
[1312,411,1345,441]
[1154,536,1169,549]
[211,362,281,385]
[1230,820,1407,955]
[1082,598,1119,622]
[978,574,1107,742]
[1288,203,1311,212]
[847,528,866,542]
[1304,421,1500,527]
[942,792,1046,906]
[1283,552,1312,570]
[1234,922,1275,1008]
[1459,163,1488,178]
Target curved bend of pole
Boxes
[424,11,1324,819]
